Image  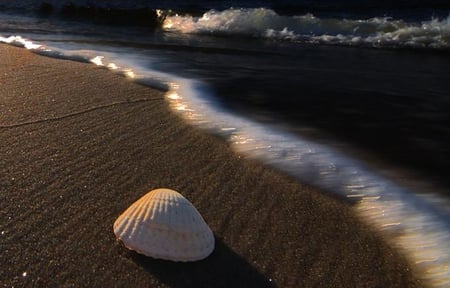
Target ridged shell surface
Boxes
[113,188,214,261]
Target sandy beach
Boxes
[0,44,423,287]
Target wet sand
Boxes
[0,44,423,287]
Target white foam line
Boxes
[0,35,44,49]
[2,35,449,287]
[165,73,450,288]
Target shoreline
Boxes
[0,44,423,287]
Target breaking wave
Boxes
[161,8,450,49]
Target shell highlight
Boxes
[113,188,215,261]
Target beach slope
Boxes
[0,45,422,287]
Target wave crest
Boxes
[161,8,450,49]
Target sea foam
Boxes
[161,8,450,49]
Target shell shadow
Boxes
[124,237,275,288]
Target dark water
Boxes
[2,0,450,17]
[208,45,450,187]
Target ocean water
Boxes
[1,1,450,286]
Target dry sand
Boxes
[0,44,423,287]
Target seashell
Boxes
[113,188,215,262]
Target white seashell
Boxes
[113,188,215,262]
